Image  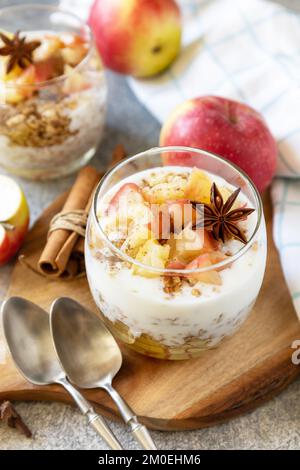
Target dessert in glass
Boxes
[85,147,267,360]
[0,4,106,180]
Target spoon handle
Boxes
[86,411,123,450]
[104,384,156,450]
[58,377,123,450]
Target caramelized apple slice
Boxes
[33,35,64,62]
[167,260,186,270]
[142,175,187,204]
[4,66,36,104]
[63,66,90,94]
[185,168,212,204]
[61,43,87,67]
[108,183,145,215]
[185,251,227,285]
[175,227,205,262]
[35,56,64,82]
[171,228,219,263]
[121,225,153,257]
[132,239,170,278]
[167,199,197,233]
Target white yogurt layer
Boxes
[86,167,267,348]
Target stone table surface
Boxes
[0,0,300,451]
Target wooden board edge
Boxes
[1,345,299,431]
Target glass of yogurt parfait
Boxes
[85,146,267,360]
[0,4,106,180]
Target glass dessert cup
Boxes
[0,4,106,180]
[85,146,267,360]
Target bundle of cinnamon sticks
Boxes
[35,144,126,279]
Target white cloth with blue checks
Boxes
[60,0,300,319]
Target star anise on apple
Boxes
[192,182,255,244]
[0,31,41,74]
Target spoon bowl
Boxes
[1,296,122,450]
[1,297,63,385]
[50,297,122,388]
[50,297,156,450]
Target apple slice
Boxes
[167,260,186,270]
[185,168,212,204]
[121,225,153,257]
[4,65,36,104]
[107,182,151,235]
[185,251,227,285]
[108,183,144,213]
[169,227,218,264]
[63,67,90,94]
[132,239,170,278]
[0,176,29,265]
[175,227,205,262]
[167,199,197,233]
[142,175,187,204]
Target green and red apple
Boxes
[88,0,181,77]
[160,96,278,193]
[0,175,29,265]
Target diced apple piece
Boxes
[33,35,64,62]
[167,260,186,270]
[108,183,144,212]
[202,230,219,251]
[185,254,221,285]
[168,228,218,264]
[132,239,170,278]
[167,199,197,233]
[185,168,212,204]
[185,251,227,285]
[0,61,23,82]
[107,182,151,235]
[142,175,187,204]
[61,44,87,66]
[63,68,89,94]
[4,66,36,104]
[175,227,204,262]
[121,225,153,257]
[34,56,64,82]
[148,203,172,239]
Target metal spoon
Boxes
[50,297,156,450]
[1,297,122,450]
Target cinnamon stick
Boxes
[35,145,127,279]
[60,189,98,278]
[38,166,101,278]
[111,144,127,167]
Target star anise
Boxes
[0,31,41,74]
[192,182,255,244]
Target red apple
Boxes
[88,0,181,77]
[160,96,277,193]
[0,176,30,265]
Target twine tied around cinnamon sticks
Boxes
[48,210,88,239]
[19,144,127,280]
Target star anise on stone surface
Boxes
[0,30,41,74]
[192,182,255,244]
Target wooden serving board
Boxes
[0,191,300,431]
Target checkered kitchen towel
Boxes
[61,0,300,319]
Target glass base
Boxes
[102,316,215,361]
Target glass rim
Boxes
[91,146,263,275]
[0,3,94,89]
